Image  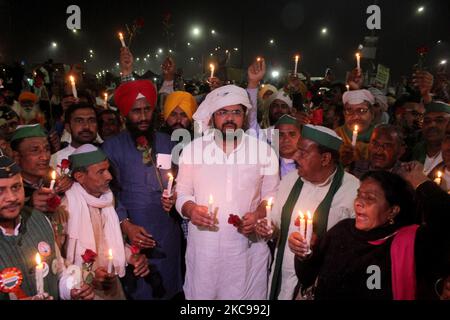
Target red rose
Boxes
[46,195,61,211]
[228,214,242,228]
[60,159,71,170]
[306,91,313,101]
[136,136,149,148]
[417,46,429,56]
[81,249,97,264]
[135,18,145,29]
[130,245,140,255]
[311,109,324,126]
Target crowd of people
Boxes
[0,45,449,301]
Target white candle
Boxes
[434,171,443,186]
[104,93,108,109]
[356,53,361,70]
[266,198,273,228]
[35,253,44,295]
[107,249,113,274]
[294,55,300,75]
[298,211,306,238]
[306,211,314,254]
[208,195,214,214]
[49,170,56,190]
[352,125,359,147]
[210,64,215,79]
[166,173,174,196]
[69,76,78,99]
[118,32,126,48]
[346,85,350,92]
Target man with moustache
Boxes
[50,103,98,174]
[350,125,405,179]
[412,101,450,175]
[275,115,301,178]
[102,80,183,300]
[176,85,279,300]
[160,91,197,135]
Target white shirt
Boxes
[268,169,360,300]
[50,145,76,173]
[0,220,21,236]
[176,132,280,300]
[424,152,443,176]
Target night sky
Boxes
[1,0,449,82]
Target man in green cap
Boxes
[0,152,94,300]
[413,101,450,175]
[61,144,150,300]
[10,124,72,212]
[275,115,301,178]
[256,125,360,300]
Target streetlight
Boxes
[417,6,425,14]
[187,42,191,46]
[234,48,239,51]
[158,48,163,54]
[72,29,77,34]
[269,39,275,45]
[440,60,448,65]
[211,29,216,35]
[192,27,201,37]
[190,57,194,61]
[321,28,328,35]
[271,70,280,79]
[51,42,58,48]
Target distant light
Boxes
[437,40,442,44]
[234,48,239,51]
[51,42,58,48]
[192,27,201,37]
[187,42,191,46]
[136,57,140,61]
[321,28,328,35]
[158,48,163,54]
[153,77,157,82]
[271,70,280,78]
[225,50,229,54]
[441,60,448,65]
[72,29,77,34]
[169,49,173,53]
[147,54,150,58]
[89,54,93,58]
[144,58,147,62]
[89,49,93,54]
[155,54,159,58]
[83,60,87,63]
[358,44,364,50]
[116,62,120,66]
[210,53,213,57]
[211,30,216,35]
[417,6,425,13]
[269,39,274,45]
[190,57,194,61]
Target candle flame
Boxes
[299,211,305,220]
[51,170,56,180]
[35,253,42,266]
[307,211,313,221]
[267,198,273,207]
[209,195,214,204]
[354,125,359,133]
[104,93,108,99]
[295,55,300,61]
[108,249,113,259]
[257,57,261,62]
[69,75,75,85]
[118,32,124,40]
[437,171,443,179]
[356,53,361,59]
[210,64,215,70]
[168,173,174,180]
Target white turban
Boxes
[268,91,293,109]
[368,87,388,111]
[193,85,253,133]
[258,84,278,101]
[343,89,375,106]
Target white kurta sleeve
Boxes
[260,143,280,202]
[175,145,196,218]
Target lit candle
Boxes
[352,125,359,147]
[434,171,443,186]
[49,170,57,190]
[294,55,300,75]
[35,253,44,295]
[210,64,215,79]
[166,173,174,196]
[298,211,306,238]
[306,211,314,254]
[208,195,214,214]
[104,93,108,109]
[266,198,273,228]
[356,53,361,70]
[346,84,350,92]
[257,57,261,63]
[107,249,113,274]
[118,32,126,47]
[69,76,78,99]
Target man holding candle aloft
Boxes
[103,79,183,300]
[176,85,279,300]
[256,125,359,300]
[335,89,376,167]
[0,153,93,300]
[60,145,149,300]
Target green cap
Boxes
[426,101,450,114]
[275,114,301,128]
[69,144,108,171]
[10,124,47,143]
[302,125,343,151]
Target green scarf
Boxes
[269,166,345,300]
[343,125,375,144]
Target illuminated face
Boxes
[127,98,154,133]
[344,102,374,133]
[0,174,25,222]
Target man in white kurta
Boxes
[176,85,280,300]
[261,125,360,300]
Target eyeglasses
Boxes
[370,140,396,151]
[214,110,243,117]
[344,108,370,116]
[423,117,449,126]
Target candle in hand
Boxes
[356,53,361,70]
[49,170,57,190]
[346,84,350,92]
[352,125,359,147]
[298,211,306,238]
[166,173,174,197]
[208,195,214,214]
[266,198,273,228]
[107,249,113,274]
[434,171,443,186]
[69,76,78,99]
[210,64,215,79]
[306,211,314,254]
[104,93,108,109]
[118,32,126,47]
[294,55,300,75]
[35,253,44,295]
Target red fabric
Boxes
[114,80,157,116]
[390,225,420,300]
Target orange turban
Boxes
[163,91,198,121]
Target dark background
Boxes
[0,0,449,81]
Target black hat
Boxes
[0,150,21,179]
